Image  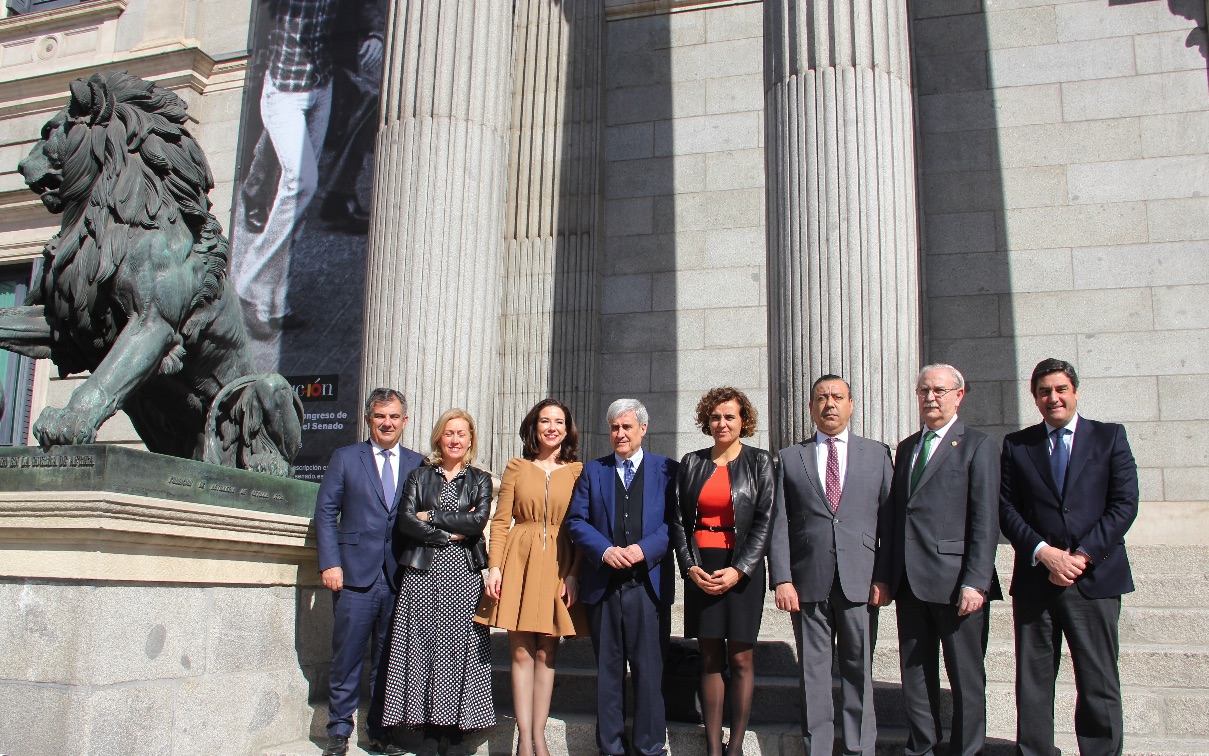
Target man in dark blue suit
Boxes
[315,387,424,756]
[566,398,678,756]
[1000,358,1139,756]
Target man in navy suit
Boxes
[314,387,424,756]
[1000,358,1139,756]
[566,398,678,756]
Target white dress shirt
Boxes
[370,439,401,493]
[1033,414,1081,564]
[814,428,850,487]
[615,446,644,484]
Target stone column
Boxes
[764,0,920,448]
[361,1,515,459]
[495,0,604,463]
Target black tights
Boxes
[698,638,754,756]
[422,725,464,745]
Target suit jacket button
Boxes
[833,518,839,524]
[829,548,836,554]
[1063,508,1070,513]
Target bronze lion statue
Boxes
[0,72,303,477]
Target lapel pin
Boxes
[951,441,958,446]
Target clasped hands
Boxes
[689,565,741,595]
[602,544,646,570]
[1038,544,1090,587]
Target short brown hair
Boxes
[429,408,477,466]
[518,398,580,462]
[694,387,758,438]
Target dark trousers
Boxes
[794,574,878,756]
[328,571,395,739]
[586,582,667,756]
[895,583,989,756]
[1014,587,1123,756]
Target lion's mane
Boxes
[29,71,229,375]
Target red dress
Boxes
[694,466,736,549]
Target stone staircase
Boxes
[263,545,1209,755]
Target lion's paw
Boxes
[33,407,99,447]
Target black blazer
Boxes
[999,418,1139,600]
[670,444,775,580]
[876,418,1002,605]
[396,464,493,572]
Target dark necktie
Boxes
[1050,427,1070,493]
[825,437,841,512]
[909,430,937,494]
[623,458,635,490]
[380,449,395,506]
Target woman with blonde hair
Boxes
[476,398,586,756]
[669,387,775,756]
[381,409,495,756]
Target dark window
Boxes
[6,0,93,16]
[0,266,36,446]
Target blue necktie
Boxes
[1050,428,1069,494]
[381,449,395,506]
[623,458,635,490]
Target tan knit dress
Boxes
[474,458,588,636]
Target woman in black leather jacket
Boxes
[670,387,775,756]
[380,409,495,756]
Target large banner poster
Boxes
[231,0,387,481]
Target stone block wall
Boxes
[913,0,1209,530]
[601,1,770,459]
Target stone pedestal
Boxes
[360,1,516,461]
[764,0,921,448]
[0,485,327,756]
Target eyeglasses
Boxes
[915,387,958,399]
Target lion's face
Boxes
[18,111,71,214]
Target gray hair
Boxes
[364,387,408,417]
[916,363,965,390]
[606,398,649,426]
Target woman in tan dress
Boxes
[476,398,587,756]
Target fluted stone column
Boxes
[361,1,514,459]
[764,0,921,448]
[495,0,604,463]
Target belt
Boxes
[695,524,735,533]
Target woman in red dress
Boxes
[669,387,775,756]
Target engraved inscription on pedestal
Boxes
[0,445,317,517]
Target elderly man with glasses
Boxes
[872,364,1002,756]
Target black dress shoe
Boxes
[321,734,350,756]
[320,193,370,234]
[365,738,406,755]
[415,736,440,756]
[243,197,268,233]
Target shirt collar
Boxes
[815,428,850,445]
[615,446,644,469]
[1044,414,1079,437]
[370,439,400,457]
[922,413,960,442]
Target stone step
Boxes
[262,707,1209,756]
[492,628,1209,692]
[260,708,1022,756]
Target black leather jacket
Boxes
[396,464,492,572]
[670,444,775,579]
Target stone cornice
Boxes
[0,491,319,586]
[604,0,759,21]
[0,0,127,40]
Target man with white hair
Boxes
[566,398,678,756]
[872,364,1001,756]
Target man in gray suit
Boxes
[769,375,894,756]
[872,364,1000,756]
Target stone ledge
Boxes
[0,490,319,585]
[0,0,126,40]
